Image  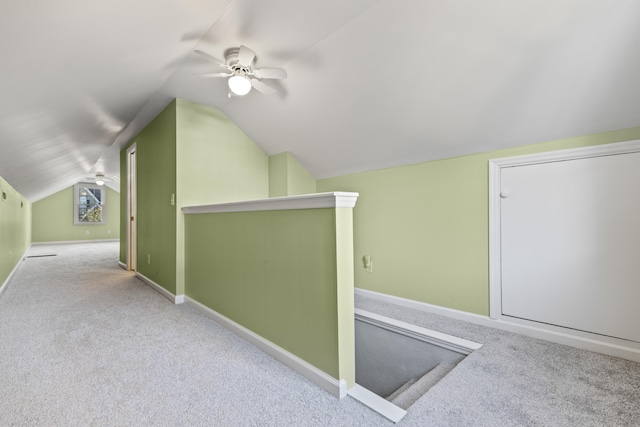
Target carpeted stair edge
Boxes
[391,362,456,410]
[386,377,417,401]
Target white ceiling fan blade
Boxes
[253,68,287,80]
[251,79,277,96]
[238,45,256,67]
[194,50,227,68]
[194,72,233,78]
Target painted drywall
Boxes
[269,152,316,197]
[32,185,120,242]
[120,99,270,296]
[335,208,355,385]
[318,126,640,316]
[175,99,270,295]
[185,208,348,380]
[121,100,177,293]
[268,153,288,197]
[0,176,31,287]
[287,152,316,195]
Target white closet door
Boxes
[501,151,640,343]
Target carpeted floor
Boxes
[1,242,639,426]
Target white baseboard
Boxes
[356,288,491,324]
[184,296,347,399]
[0,265,17,296]
[31,239,119,245]
[355,288,640,363]
[117,261,127,270]
[135,272,184,305]
[0,247,29,297]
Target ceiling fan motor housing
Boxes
[224,47,255,73]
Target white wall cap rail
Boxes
[182,192,359,214]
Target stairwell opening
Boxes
[351,309,482,422]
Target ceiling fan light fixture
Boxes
[95,174,105,186]
[228,74,252,96]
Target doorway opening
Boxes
[126,143,137,271]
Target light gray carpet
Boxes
[1,242,639,426]
[356,296,640,426]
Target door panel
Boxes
[501,152,640,343]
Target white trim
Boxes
[347,384,406,423]
[135,272,184,305]
[126,143,137,272]
[355,308,482,354]
[489,139,640,169]
[356,288,490,324]
[1,248,29,297]
[184,296,347,398]
[31,239,119,245]
[73,182,107,225]
[182,192,359,214]
[355,288,640,363]
[2,244,34,296]
[118,261,127,270]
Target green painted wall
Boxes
[121,100,177,293]
[0,176,31,286]
[32,185,120,242]
[318,126,640,316]
[269,152,316,197]
[287,153,316,196]
[175,99,269,295]
[120,99,269,296]
[185,208,347,380]
[335,208,355,385]
[268,153,288,197]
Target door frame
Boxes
[126,143,137,271]
[488,139,640,320]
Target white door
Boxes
[500,151,640,343]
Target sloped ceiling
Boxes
[2,0,640,201]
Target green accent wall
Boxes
[268,153,288,197]
[175,99,269,295]
[0,176,31,286]
[269,152,316,197]
[317,126,640,316]
[185,207,354,385]
[32,185,120,242]
[335,208,355,385]
[120,99,269,296]
[121,100,177,293]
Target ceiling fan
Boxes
[81,173,116,186]
[194,45,287,96]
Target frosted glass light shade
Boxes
[228,75,252,96]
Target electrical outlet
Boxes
[147,254,151,264]
[170,193,175,206]
[107,229,111,234]
[85,230,90,235]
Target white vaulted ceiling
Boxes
[2,0,640,201]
